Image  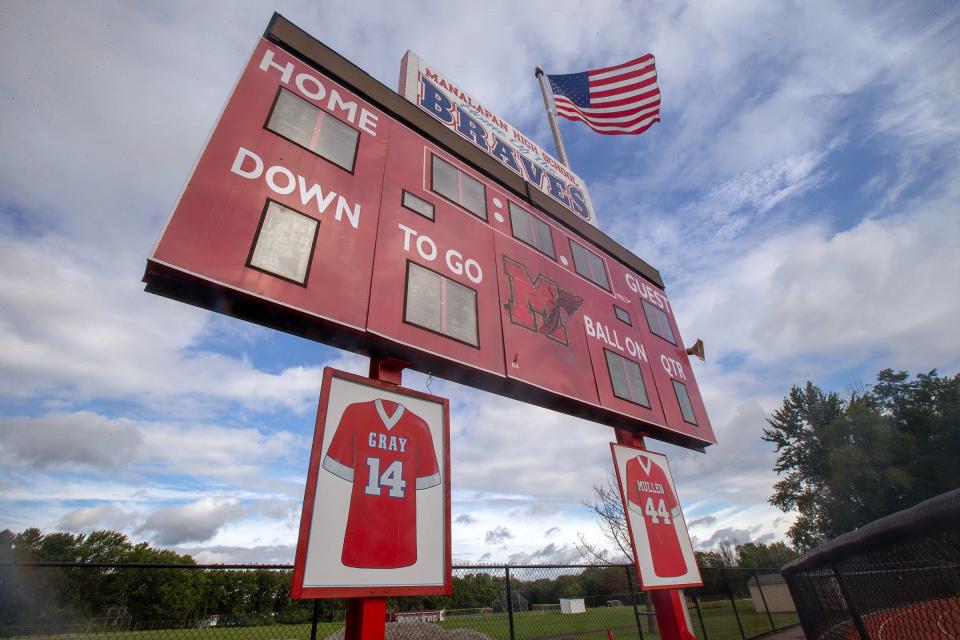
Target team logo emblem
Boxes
[503,256,583,346]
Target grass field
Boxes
[440,603,799,640]
[9,600,800,640]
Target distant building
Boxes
[747,574,796,613]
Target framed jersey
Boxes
[291,367,451,598]
[610,443,702,590]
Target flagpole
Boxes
[535,66,570,168]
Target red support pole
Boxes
[613,428,696,640]
[343,597,387,640]
[339,356,410,640]
[649,590,696,640]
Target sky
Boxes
[1,0,959,566]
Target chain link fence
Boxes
[1,562,798,639]
[782,488,960,640]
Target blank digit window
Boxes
[315,114,360,171]
[266,88,359,171]
[672,380,698,425]
[402,191,435,220]
[614,305,632,325]
[431,155,487,220]
[445,279,479,345]
[404,262,479,347]
[267,89,315,144]
[248,201,319,285]
[641,300,676,345]
[431,155,459,203]
[569,240,610,290]
[460,173,486,219]
[509,202,556,259]
[604,349,650,408]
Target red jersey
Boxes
[626,454,687,578]
[322,399,440,568]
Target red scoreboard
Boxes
[145,16,716,451]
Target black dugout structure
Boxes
[781,488,960,640]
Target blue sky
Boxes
[1,0,958,564]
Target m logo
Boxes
[503,256,583,346]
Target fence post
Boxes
[721,567,746,640]
[624,565,645,640]
[644,591,655,633]
[310,599,321,640]
[692,592,708,640]
[832,563,870,640]
[505,565,516,640]
[752,569,776,632]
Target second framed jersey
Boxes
[611,443,702,590]
[291,368,451,598]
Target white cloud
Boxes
[142,423,300,483]
[687,515,717,529]
[0,411,301,491]
[506,542,583,565]
[1,477,208,506]
[484,526,513,545]
[680,185,960,376]
[0,231,324,414]
[693,526,764,549]
[0,412,141,469]
[178,544,296,565]
[451,391,613,501]
[57,504,138,533]
[0,1,253,252]
[138,497,246,545]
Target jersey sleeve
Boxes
[414,415,441,490]
[657,463,679,512]
[322,404,358,482]
[625,459,643,514]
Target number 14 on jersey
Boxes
[365,457,407,498]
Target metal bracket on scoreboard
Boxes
[368,356,409,385]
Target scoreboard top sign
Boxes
[399,52,598,227]
[144,14,716,451]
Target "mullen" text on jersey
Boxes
[636,480,665,494]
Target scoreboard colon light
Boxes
[144,15,716,451]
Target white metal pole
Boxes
[535,66,571,168]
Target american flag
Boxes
[546,55,661,135]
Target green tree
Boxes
[0,528,204,628]
[735,542,798,569]
[450,572,503,609]
[763,369,960,550]
[694,545,735,570]
[762,381,843,550]
[579,565,630,596]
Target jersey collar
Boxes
[375,398,404,430]
[635,454,652,475]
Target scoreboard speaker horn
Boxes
[685,339,705,362]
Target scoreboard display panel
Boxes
[145,16,716,450]
[366,128,504,378]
